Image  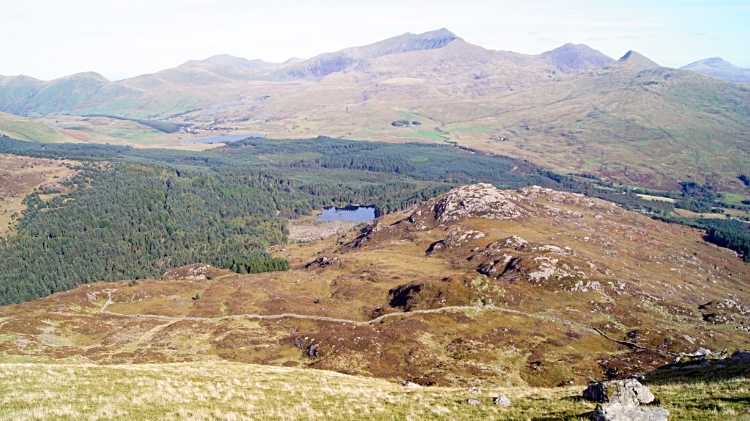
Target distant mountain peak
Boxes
[538,43,613,73]
[180,54,278,71]
[618,51,660,70]
[57,71,111,83]
[681,57,750,83]
[422,28,457,38]
[271,28,459,80]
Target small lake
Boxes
[184,134,265,144]
[315,206,376,222]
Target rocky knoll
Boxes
[407,183,618,229]
[362,184,622,291]
[409,183,529,228]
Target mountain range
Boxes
[0,29,748,192]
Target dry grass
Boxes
[2,357,748,420]
[0,357,594,420]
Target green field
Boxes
[447,124,492,134]
[391,130,445,140]
[393,110,423,121]
[722,193,747,203]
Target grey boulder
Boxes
[401,381,422,388]
[494,395,512,407]
[583,379,654,405]
[610,379,655,405]
[591,403,669,421]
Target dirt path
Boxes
[100,290,677,357]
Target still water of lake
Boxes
[184,134,265,144]
[315,206,376,222]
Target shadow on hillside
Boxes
[644,359,749,386]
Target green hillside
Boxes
[0,112,78,143]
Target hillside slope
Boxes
[1,184,747,388]
[412,51,750,191]
[0,112,79,143]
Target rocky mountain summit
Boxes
[538,43,613,74]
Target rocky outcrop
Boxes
[306,256,342,269]
[465,237,590,290]
[162,263,211,280]
[388,277,479,311]
[407,184,623,230]
[699,299,750,332]
[409,183,528,228]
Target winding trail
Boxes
[100,290,677,357]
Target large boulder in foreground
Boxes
[591,403,669,421]
[583,379,655,405]
[584,379,666,421]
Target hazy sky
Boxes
[2,0,748,81]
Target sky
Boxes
[1,0,748,81]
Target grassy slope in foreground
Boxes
[1,357,748,421]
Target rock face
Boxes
[583,379,655,405]
[590,403,669,421]
[583,382,608,403]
